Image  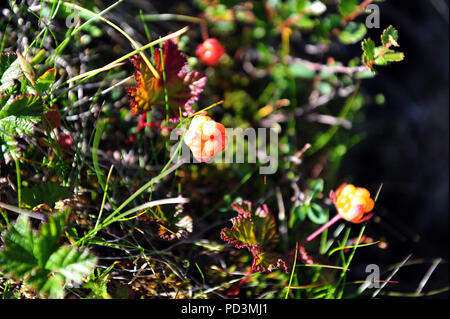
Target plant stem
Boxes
[14,158,21,207]
[285,242,299,299]
[0,202,47,222]
[139,13,201,24]
[301,213,342,246]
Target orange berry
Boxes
[337,196,349,208]
[333,183,375,223]
[184,130,200,146]
[203,139,222,157]
[354,187,370,199]
[339,184,356,197]
[185,114,226,162]
[364,198,375,213]
[201,120,217,138]
[350,197,366,207]
[190,115,208,129]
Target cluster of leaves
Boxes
[127,40,206,122]
[362,25,405,72]
[0,51,56,162]
[289,179,329,227]
[0,204,96,298]
[221,201,288,272]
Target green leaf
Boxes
[361,26,403,73]
[28,270,66,299]
[0,52,18,76]
[0,94,42,119]
[36,209,70,267]
[296,0,308,12]
[0,216,38,277]
[221,201,287,272]
[355,69,376,79]
[17,52,36,85]
[0,208,96,298]
[361,38,376,70]
[307,204,329,224]
[316,14,342,40]
[374,46,405,65]
[295,15,316,30]
[288,204,307,228]
[338,22,367,44]
[308,178,324,199]
[0,94,43,162]
[0,52,21,94]
[362,38,375,62]
[0,52,23,94]
[34,68,56,94]
[382,51,405,62]
[381,25,399,47]
[21,182,73,209]
[83,266,114,299]
[30,49,46,66]
[339,0,358,16]
[289,62,316,79]
[45,246,96,283]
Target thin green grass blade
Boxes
[285,242,298,299]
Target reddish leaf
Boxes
[251,247,288,273]
[127,40,206,121]
[221,201,288,273]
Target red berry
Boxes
[195,38,225,67]
[58,134,73,151]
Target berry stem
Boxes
[301,213,342,246]
[285,213,342,261]
[199,14,209,41]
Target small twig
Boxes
[285,56,369,75]
[139,13,201,24]
[199,14,209,41]
[0,202,47,222]
[276,187,288,250]
[306,113,352,129]
[342,0,374,26]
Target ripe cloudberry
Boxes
[184,114,226,162]
[195,38,226,67]
[297,183,376,264]
[332,184,375,223]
